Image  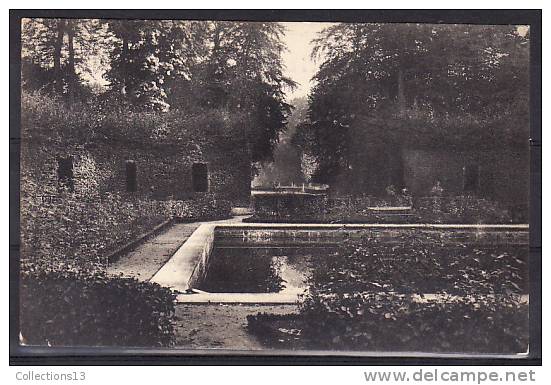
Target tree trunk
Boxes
[66,20,76,106]
[121,33,129,95]
[397,67,406,112]
[212,22,221,52]
[53,19,65,95]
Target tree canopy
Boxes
[21,19,296,164]
[22,18,106,100]
[296,23,530,187]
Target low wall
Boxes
[187,227,216,290]
[151,223,216,292]
[214,224,529,247]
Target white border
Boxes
[3,1,546,383]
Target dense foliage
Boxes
[325,195,510,224]
[180,22,296,163]
[22,71,248,149]
[248,232,529,353]
[103,20,208,112]
[21,19,295,163]
[295,24,530,187]
[248,194,513,224]
[248,295,528,353]
[414,196,511,224]
[20,260,176,347]
[308,233,528,295]
[20,190,166,270]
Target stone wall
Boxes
[19,99,251,267]
[21,137,250,203]
[402,147,529,209]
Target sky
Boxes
[280,22,335,102]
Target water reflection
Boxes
[196,246,337,293]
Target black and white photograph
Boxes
[10,9,541,363]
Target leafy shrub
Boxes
[170,195,232,220]
[248,194,416,223]
[21,90,249,148]
[20,191,168,269]
[311,234,528,295]
[20,260,176,347]
[249,193,512,224]
[415,196,511,224]
[99,107,247,146]
[248,294,528,353]
[247,232,529,353]
[21,91,99,144]
[251,193,327,220]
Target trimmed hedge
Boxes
[248,195,514,224]
[414,196,512,224]
[20,261,176,347]
[248,294,528,353]
[21,90,247,147]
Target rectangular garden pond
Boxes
[151,223,529,304]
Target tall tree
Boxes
[195,22,297,163]
[104,20,209,111]
[231,22,297,164]
[21,18,106,101]
[23,19,296,165]
[167,21,296,164]
[298,23,530,192]
[53,19,65,94]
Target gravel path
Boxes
[107,222,201,281]
[173,303,298,350]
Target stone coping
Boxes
[150,218,239,291]
[217,223,529,229]
[251,191,324,196]
[177,291,529,305]
[176,291,304,304]
[151,219,529,304]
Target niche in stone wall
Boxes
[192,162,209,192]
[126,160,137,192]
[57,156,74,192]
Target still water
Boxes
[195,246,338,293]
